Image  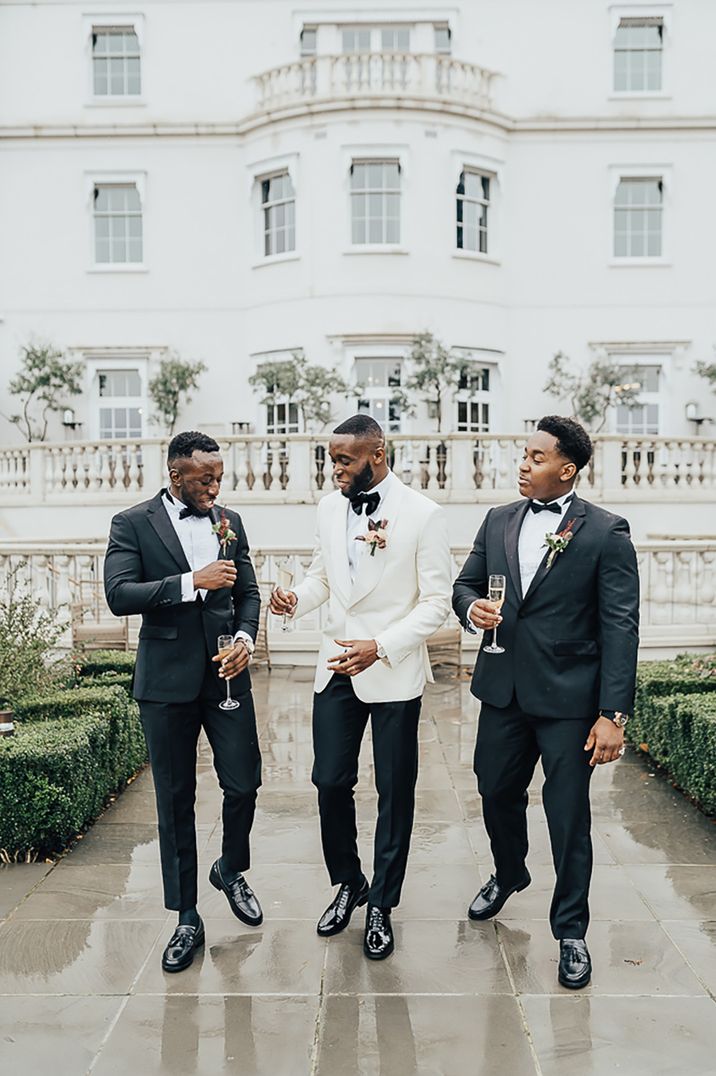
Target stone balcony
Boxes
[251,52,497,120]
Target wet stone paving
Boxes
[3,670,716,1074]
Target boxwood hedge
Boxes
[628,655,716,814]
[74,649,135,681]
[0,685,147,859]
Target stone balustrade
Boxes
[1,540,714,659]
[1,434,715,508]
[253,52,496,115]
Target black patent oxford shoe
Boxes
[558,938,592,989]
[467,870,531,921]
[161,918,205,973]
[209,860,263,926]
[363,904,394,961]
[317,876,369,937]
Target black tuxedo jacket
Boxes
[104,490,260,703]
[452,495,639,719]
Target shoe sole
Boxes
[558,971,592,990]
[162,932,205,973]
[467,875,531,921]
[316,889,369,937]
[209,869,263,926]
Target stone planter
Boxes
[0,707,14,737]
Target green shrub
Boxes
[0,572,70,706]
[635,655,716,713]
[74,650,135,680]
[0,689,147,859]
[627,692,716,814]
[13,684,129,724]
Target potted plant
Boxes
[0,698,15,737]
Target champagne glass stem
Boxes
[492,623,498,649]
[225,678,232,705]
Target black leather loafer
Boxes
[161,918,205,973]
[468,871,531,921]
[209,860,263,926]
[363,904,394,960]
[558,938,592,989]
[317,876,369,937]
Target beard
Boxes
[341,462,374,500]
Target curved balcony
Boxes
[252,52,498,121]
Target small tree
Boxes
[249,354,356,432]
[544,351,642,433]
[5,343,83,442]
[148,354,207,435]
[404,332,466,432]
[695,361,716,392]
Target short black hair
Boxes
[537,415,592,472]
[167,430,221,465]
[332,414,384,441]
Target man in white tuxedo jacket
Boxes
[271,414,452,959]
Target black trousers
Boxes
[474,698,595,939]
[312,674,421,910]
[139,661,262,911]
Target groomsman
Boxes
[271,414,452,959]
[104,431,263,972]
[452,416,639,988]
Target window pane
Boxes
[300,28,317,55]
[435,26,451,53]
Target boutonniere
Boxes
[356,518,389,557]
[543,518,576,570]
[212,511,237,556]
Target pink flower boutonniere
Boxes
[543,518,576,570]
[212,511,237,556]
[356,518,389,557]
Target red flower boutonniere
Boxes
[212,511,237,556]
[356,518,389,557]
[543,518,576,570]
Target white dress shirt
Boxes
[163,491,218,602]
[465,490,575,632]
[517,490,575,595]
[346,472,394,583]
[163,491,251,651]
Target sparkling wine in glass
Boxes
[483,574,506,655]
[277,564,295,632]
[217,634,241,711]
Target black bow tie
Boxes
[529,498,570,515]
[179,505,210,520]
[350,491,380,516]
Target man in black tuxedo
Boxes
[452,416,639,989]
[104,431,263,972]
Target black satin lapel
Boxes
[504,502,528,603]
[523,497,586,604]
[147,492,192,573]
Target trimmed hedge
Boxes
[75,649,135,680]
[627,692,716,814]
[635,655,716,711]
[0,686,147,858]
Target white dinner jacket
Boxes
[292,471,452,703]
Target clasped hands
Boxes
[269,588,377,677]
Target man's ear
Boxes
[561,461,577,483]
[373,442,386,464]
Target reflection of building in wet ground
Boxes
[2,671,716,1074]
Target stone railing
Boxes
[1,434,715,507]
[253,52,496,115]
[1,540,714,659]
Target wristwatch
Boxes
[600,710,629,728]
[376,642,388,661]
[237,634,255,656]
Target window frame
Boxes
[260,170,297,258]
[349,157,403,248]
[83,13,145,107]
[79,351,151,440]
[608,165,671,266]
[608,5,672,100]
[456,169,491,255]
[86,172,147,273]
[352,348,407,434]
[249,155,301,267]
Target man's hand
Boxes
[584,717,624,766]
[270,587,297,617]
[468,599,503,631]
[212,640,250,680]
[328,639,379,677]
[194,561,237,591]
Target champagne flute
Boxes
[217,634,241,711]
[483,574,506,655]
[277,564,294,632]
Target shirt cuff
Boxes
[465,600,479,634]
[233,630,254,651]
[180,572,196,602]
[375,638,392,667]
